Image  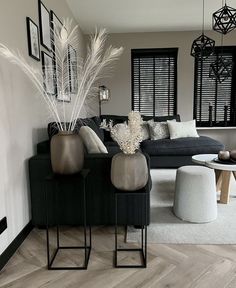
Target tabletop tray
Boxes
[213,158,236,165]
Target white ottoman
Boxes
[174,166,217,223]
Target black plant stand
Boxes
[114,190,148,268]
[45,169,91,270]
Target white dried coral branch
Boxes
[102,111,143,154]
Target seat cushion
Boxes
[141,136,224,156]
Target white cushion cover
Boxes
[79,126,108,153]
[167,120,199,139]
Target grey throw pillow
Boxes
[147,120,176,140]
[141,122,150,140]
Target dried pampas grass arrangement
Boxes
[0,19,123,131]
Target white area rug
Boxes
[127,169,236,244]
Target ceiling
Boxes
[66,0,236,34]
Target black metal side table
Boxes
[45,169,91,270]
[114,189,148,268]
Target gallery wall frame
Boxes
[41,51,56,95]
[38,0,52,52]
[26,17,40,61]
[68,45,78,94]
[50,11,71,102]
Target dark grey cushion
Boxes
[48,117,104,142]
[142,114,181,122]
[104,141,121,154]
[77,118,104,142]
[141,136,224,156]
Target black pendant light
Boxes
[209,55,233,83]
[209,0,235,83]
[191,0,215,59]
[212,2,236,34]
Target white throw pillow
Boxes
[167,120,199,139]
[79,126,108,153]
[147,119,176,140]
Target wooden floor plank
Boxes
[0,227,236,288]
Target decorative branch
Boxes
[101,111,143,154]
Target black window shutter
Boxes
[131,48,178,117]
[194,46,236,127]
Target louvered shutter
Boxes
[194,46,236,127]
[132,48,178,117]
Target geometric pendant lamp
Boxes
[209,55,233,83]
[210,1,235,83]
[191,34,215,58]
[213,3,236,34]
[191,0,215,59]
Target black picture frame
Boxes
[50,10,63,45]
[26,17,40,61]
[38,0,52,52]
[50,11,71,102]
[68,45,78,94]
[41,51,56,95]
[50,10,62,91]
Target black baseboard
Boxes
[0,221,33,271]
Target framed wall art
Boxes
[26,17,40,61]
[68,45,78,94]
[38,0,52,51]
[50,11,71,102]
[50,10,63,44]
[41,51,56,95]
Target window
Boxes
[131,48,178,117]
[194,46,236,127]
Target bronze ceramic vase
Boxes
[50,131,84,175]
[111,152,148,191]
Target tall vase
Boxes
[111,151,148,191]
[50,131,84,175]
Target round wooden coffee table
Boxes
[192,154,236,204]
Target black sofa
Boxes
[29,114,224,227]
[100,115,224,168]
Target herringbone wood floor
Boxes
[0,226,236,288]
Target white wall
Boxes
[101,30,236,149]
[0,0,85,254]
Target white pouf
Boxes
[174,166,217,223]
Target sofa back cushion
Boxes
[48,116,104,142]
[142,115,181,122]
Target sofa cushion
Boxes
[100,114,181,142]
[167,120,199,139]
[142,114,181,122]
[79,126,108,154]
[141,136,224,156]
[77,117,104,142]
